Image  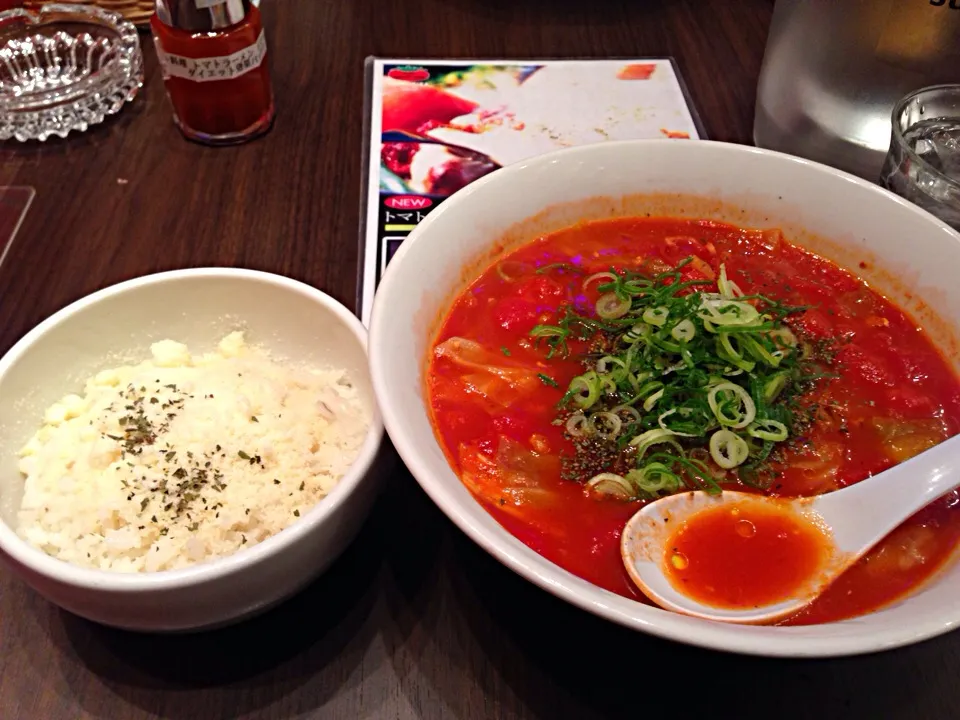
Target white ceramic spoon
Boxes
[620,434,960,625]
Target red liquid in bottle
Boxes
[151,4,274,145]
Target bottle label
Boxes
[156,30,267,83]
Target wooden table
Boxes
[2,1,958,718]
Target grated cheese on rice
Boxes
[15,331,369,572]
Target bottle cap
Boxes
[154,0,251,32]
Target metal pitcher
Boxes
[754,0,960,181]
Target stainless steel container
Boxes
[754,0,960,182]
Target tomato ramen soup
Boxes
[426,217,960,624]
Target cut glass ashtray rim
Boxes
[0,3,144,141]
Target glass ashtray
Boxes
[0,3,143,142]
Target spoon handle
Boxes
[813,434,960,552]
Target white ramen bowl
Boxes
[369,139,960,658]
[0,268,384,631]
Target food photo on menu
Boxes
[377,61,697,197]
[359,58,702,324]
[4,1,960,716]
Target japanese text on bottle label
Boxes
[157,30,267,83]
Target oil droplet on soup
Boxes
[664,502,831,609]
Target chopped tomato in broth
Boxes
[427,217,960,624]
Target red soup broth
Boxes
[426,217,960,624]
[665,501,832,610]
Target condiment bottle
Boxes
[151,0,274,145]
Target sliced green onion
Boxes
[768,326,798,349]
[642,306,670,327]
[707,382,757,429]
[716,333,756,373]
[596,292,632,319]
[670,318,696,343]
[643,388,665,411]
[658,409,699,437]
[741,335,781,368]
[697,298,761,326]
[763,371,790,402]
[598,374,617,394]
[611,404,641,424]
[628,428,683,460]
[568,372,601,409]
[627,463,681,497]
[537,258,829,503]
[717,263,744,299]
[645,452,722,494]
[622,278,654,296]
[748,419,788,442]
[624,380,663,408]
[709,429,750,469]
[586,473,634,499]
[583,272,617,291]
[530,325,567,339]
[660,361,686,377]
[565,413,591,437]
[652,335,682,354]
[623,323,649,344]
[589,411,622,438]
[529,322,570,359]
[596,355,626,374]
[538,373,559,387]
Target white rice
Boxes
[15,331,369,572]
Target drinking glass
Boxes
[880,85,960,231]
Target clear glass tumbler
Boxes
[880,85,960,231]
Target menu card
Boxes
[358,58,705,325]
